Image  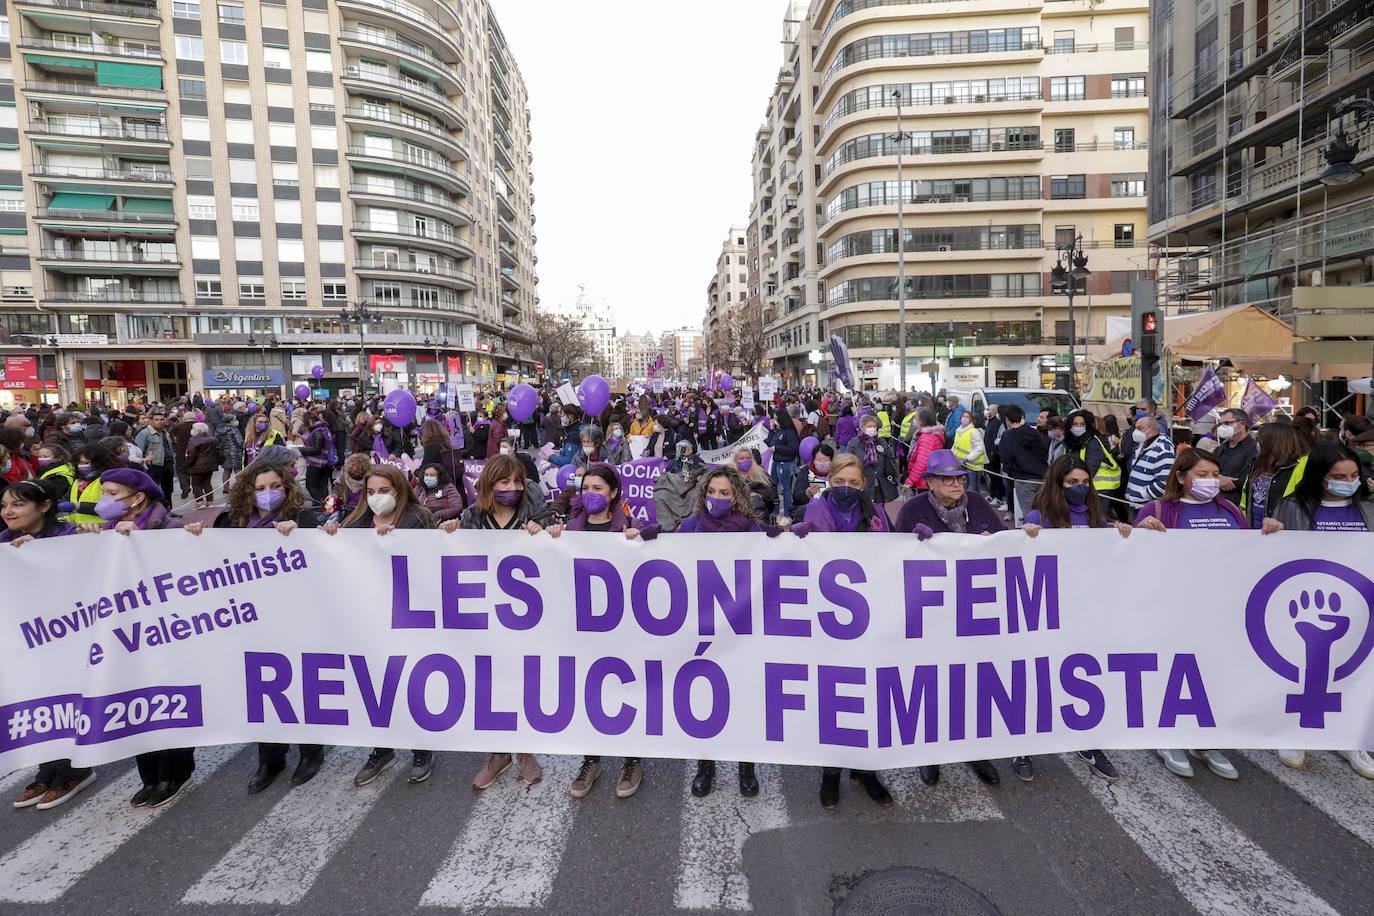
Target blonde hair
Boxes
[828,453,864,481]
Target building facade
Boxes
[753,0,1151,392]
[703,223,747,372]
[659,326,703,380]
[615,329,659,380]
[0,0,538,406]
[565,286,617,377]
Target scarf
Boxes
[823,491,862,533]
[931,493,970,533]
[247,508,282,529]
[694,508,756,533]
[861,433,880,467]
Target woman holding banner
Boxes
[323,465,440,787]
[5,478,99,812]
[1136,448,1282,780]
[1016,456,1131,783]
[791,454,895,809]
[547,465,647,799]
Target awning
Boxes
[95,61,163,90]
[120,197,173,213]
[47,192,114,210]
[24,54,95,70]
[1092,304,1301,376]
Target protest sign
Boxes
[455,384,476,413]
[698,423,769,465]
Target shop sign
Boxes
[203,368,285,388]
[2,356,38,381]
[55,334,108,346]
[369,355,404,373]
[0,379,57,391]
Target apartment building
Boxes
[0,0,537,406]
[660,326,703,379]
[703,223,747,372]
[753,0,1151,392]
[615,329,659,380]
[1148,0,1374,389]
[565,286,617,377]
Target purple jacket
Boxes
[835,415,859,448]
[1,520,78,542]
[793,493,890,534]
[413,482,464,522]
[1135,497,1248,529]
[895,491,1006,535]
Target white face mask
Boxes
[1071,425,1087,436]
[583,444,595,455]
[373,423,383,433]
[423,476,439,489]
[862,427,878,438]
[1216,424,1236,440]
[367,492,397,516]
[1132,428,1148,444]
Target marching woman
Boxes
[903,407,944,492]
[791,453,894,809]
[1016,456,1131,783]
[1136,447,1282,780]
[546,464,646,799]
[603,421,632,465]
[183,461,324,792]
[440,455,546,789]
[5,479,98,811]
[325,452,373,523]
[243,411,285,467]
[1269,441,1374,778]
[845,412,902,511]
[321,464,440,787]
[894,449,1002,787]
[413,463,465,523]
[31,442,75,493]
[62,441,125,524]
[731,446,778,520]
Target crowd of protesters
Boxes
[3,379,1371,813]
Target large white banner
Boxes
[697,423,769,465]
[2,530,1371,772]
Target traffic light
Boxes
[1139,309,1161,359]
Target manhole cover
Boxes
[836,868,1000,915]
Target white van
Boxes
[947,388,1080,422]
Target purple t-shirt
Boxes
[1313,502,1370,532]
[1177,500,1243,530]
[1023,505,1091,529]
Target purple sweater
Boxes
[895,491,1006,535]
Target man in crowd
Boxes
[134,410,175,508]
[996,404,1048,526]
[1214,407,1258,494]
[1124,415,1175,512]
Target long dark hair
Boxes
[1253,422,1306,477]
[1032,455,1106,529]
[1292,442,1367,510]
[1160,448,1221,501]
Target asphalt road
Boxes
[1,747,1371,914]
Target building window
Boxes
[172,1,200,19]
[1114,27,1135,49]
[1111,77,1146,98]
[187,196,216,219]
[1049,76,1085,101]
[1111,179,1145,197]
[1050,175,1086,199]
[1113,127,1135,150]
[221,40,248,65]
[239,280,265,300]
[230,198,258,220]
[195,279,222,298]
[217,3,244,23]
[1055,226,1076,248]
[322,283,347,300]
[1053,128,1075,152]
[1053,30,1075,53]
[175,36,204,60]
[1114,224,1136,247]
[263,46,290,69]
[178,78,207,99]
[282,281,307,299]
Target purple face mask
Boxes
[580,491,609,515]
[736,458,752,472]
[494,488,522,507]
[255,488,286,511]
[706,496,732,518]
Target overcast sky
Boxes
[491,0,792,337]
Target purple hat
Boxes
[99,467,165,501]
[923,449,967,478]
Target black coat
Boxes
[999,423,1048,481]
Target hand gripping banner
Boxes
[1,529,1371,771]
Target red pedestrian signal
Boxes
[1143,313,1158,333]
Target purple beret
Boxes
[99,467,165,501]
[923,449,968,477]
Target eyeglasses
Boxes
[935,475,969,486]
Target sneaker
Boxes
[408,751,433,784]
[569,759,601,798]
[130,784,156,807]
[147,778,188,808]
[516,753,543,786]
[616,760,642,798]
[1010,756,1034,782]
[1191,749,1238,780]
[473,753,511,790]
[1077,750,1119,782]
[1157,749,1193,777]
[353,749,396,786]
[1277,749,1306,769]
[13,782,48,809]
[35,772,96,810]
[1338,749,1374,779]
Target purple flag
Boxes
[1184,367,1226,420]
[1241,378,1278,423]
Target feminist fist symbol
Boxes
[1287,589,1350,728]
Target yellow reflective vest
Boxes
[876,409,892,438]
[1079,437,1122,491]
[63,476,105,525]
[953,424,987,469]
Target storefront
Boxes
[202,366,286,399]
[85,360,149,409]
[0,356,60,406]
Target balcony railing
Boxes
[353,296,475,314]
[43,289,182,303]
[35,207,175,223]
[19,0,159,16]
[31,164,172,181]
[354,258,474,283]
[823,38,1042,93]
[341,67,456,109]
[346,145,459,178]
[28,119,169,141]
[1043,41,1150,54]
[349,183,457,209]
[18,37,162,59]
[338,29,460,81]
[342,107,463,145]
[20,79,164,100]
[351,222,467,248]
[39,248,178,263]
[826,89,1044,131]
[339,0,446,38]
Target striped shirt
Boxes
[1126,435,1176,503]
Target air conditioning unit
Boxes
[926,198,940,204]
[991,140,1005,150]
[974,95,987,103]
[961,337,978,347]
[944,97,956,104]
[955,196,970,203]
[937,245,952,252]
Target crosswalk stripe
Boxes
[182,746,403,905]
[419,755,578,909]
[0,744,242,904]
[1240,750,1374,848]
[673,761,789,911]
[885,764,1004,821]
[1062,751,1340,916]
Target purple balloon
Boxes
[507,383,538,423]
[576,374,610,416]
[245,402,259,414]
[799,435,819,463]
[383,388,417,427]
[311,364,325,380]
[556,463,577,491]
[294,383,311,400]
[720,373,734,391]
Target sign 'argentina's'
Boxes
[1,529,1370,771]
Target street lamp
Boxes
[339,303,380,397]
[1049,234,1091,398]
[890,89,912,393]
[1319,98,1374,186]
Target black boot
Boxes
[819,768,841,809]
[248,762,284,795]
[967,759,1000,785]
[919,764,940,786]
[290,748,324,787]
[738,762,759,797]
[1010,756,1034,782]
[691,759,715,798]
[852,770,893,806]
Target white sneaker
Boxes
[1277,749,1305,769]
[1338,749,1374,779]
[1157,749,1193,777]
[1191,749,1238,780]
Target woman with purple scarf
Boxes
[184,462,324,793]
[790,454,895,809]
[548,465,648,799]
[844,412,903,509]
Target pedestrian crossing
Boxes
[0,748,1370,912]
